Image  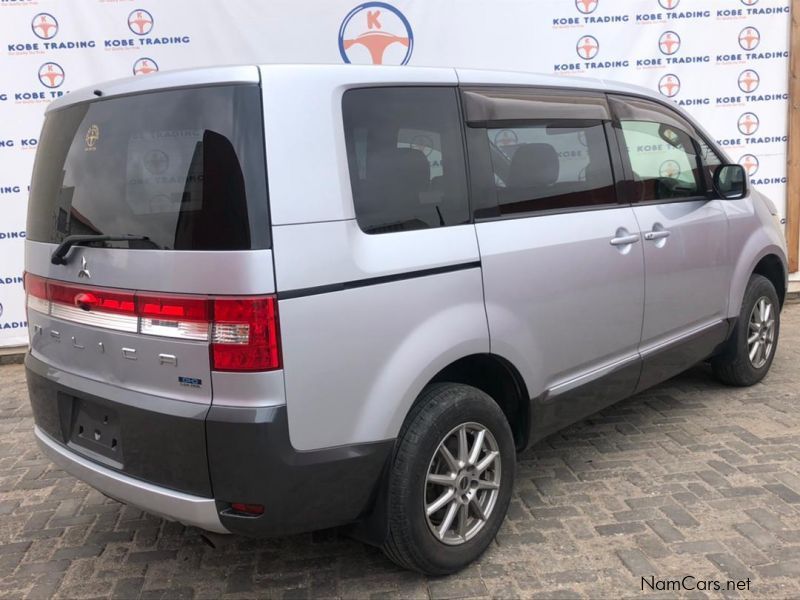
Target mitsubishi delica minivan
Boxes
[24,65,787,574]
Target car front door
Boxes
[609,94,732,390]
[462,86,646,441]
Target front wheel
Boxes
[381,383,515,575]
[712,274,780,386]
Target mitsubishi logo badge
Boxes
[78,256,91,279]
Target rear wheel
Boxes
[712,274,780,386]
[381,383,515,575]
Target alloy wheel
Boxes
[747,296,776,369]
[424,422,501,545]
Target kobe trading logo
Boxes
[659,74,680,97]
[738,112,760,136]
[575,0,599,14]
[133,58,159,76]
[128,9,154,36]
[739,154,759,176]
[739,27,760,51]
[31,13,58,40]
[338,2,413,65]
[738,69,760,93]
[38,62,65,88]
[576,35,599,60]
[658,31,680,55]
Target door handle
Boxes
[644,230,671,241]
[609,234,640,246]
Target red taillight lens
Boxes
[49,281,135,315]
[137,294,209,321]
[24,273,47,300]
[211,296,281,372]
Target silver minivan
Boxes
[24,65,787,574]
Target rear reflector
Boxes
[230,503,265,516]
[23,274,281,372]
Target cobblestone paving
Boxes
[1,305,800,599]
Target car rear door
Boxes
[462,86,645,441]
[608,94,732,391]
[24,69,275,493]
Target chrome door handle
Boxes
[644,230,671,241]
[610,234,640,246]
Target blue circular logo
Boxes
[338,2,413,65]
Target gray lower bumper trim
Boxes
[35,426,228,534]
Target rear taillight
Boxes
[23,276,281,372]
[211,297,281,372]
[24,273,49,314]
[137,293,210,341]
[49,280,138,332]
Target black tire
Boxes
[381,383,515,575]
[712,274,780,386]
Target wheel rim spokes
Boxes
[424,422,501,546]
[747,296,776,369]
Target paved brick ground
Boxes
[1,305,800,599]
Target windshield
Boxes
[27,84,269,250]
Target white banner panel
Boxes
[0,0,792,347]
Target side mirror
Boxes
[713,164,747,200]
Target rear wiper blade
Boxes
[50,234,151,265]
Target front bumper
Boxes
[35,425,227,533]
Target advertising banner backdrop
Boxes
[0,0,792,347]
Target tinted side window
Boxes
[618,120,702,201]
[485,121,616,215]
[342,87,469,234]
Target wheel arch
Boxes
[424,353,531,450]
[729,244,788,318]
[752,253,787,308]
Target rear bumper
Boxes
[35,425,227,533]
[26,353,394,537]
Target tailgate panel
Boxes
[28,310,212,404]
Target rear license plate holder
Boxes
[68,398,123,467]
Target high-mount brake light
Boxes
[23,277,282,373]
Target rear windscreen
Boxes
[27,85,269,250]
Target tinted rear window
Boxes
[27,85,269,250]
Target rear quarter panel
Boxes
[274,221,488,451]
